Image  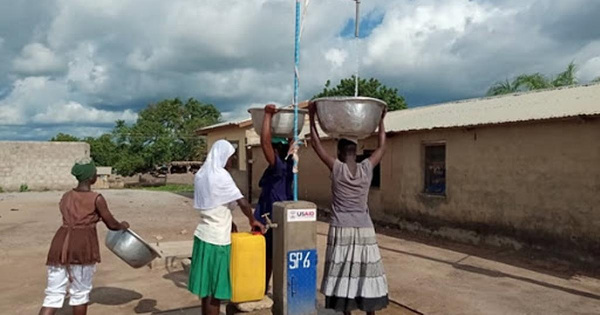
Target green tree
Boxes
[487,62,579,96]
[592,77,600,83]
[49,97,221,176]
[313,76,407,111]
[50,133,80,142]
[552,62,577,87]
[486,79,519,96]
[128,98,220,168]
[110,98,220,175]
[84,134,119,167]
[514,73,552,91]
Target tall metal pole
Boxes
[293,0,301,201]
[354,0,360,97]
[355,0,360,37]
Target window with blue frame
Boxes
[424,144,446,195]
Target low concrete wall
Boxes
[0,141,90,192]
[166,173,195,185]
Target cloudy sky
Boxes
[1,0,599,140]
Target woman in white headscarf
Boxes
[188,140,265,315]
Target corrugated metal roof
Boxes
[197,119,251,134]
[385,83,600,133]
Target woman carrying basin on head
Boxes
[39,158,130,315]
[253,104,295,293]
[189,139,265,315]
[309,102,389,315]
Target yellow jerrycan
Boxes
[230,232,266,303]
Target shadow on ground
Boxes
[315,205,600,282]
[163,270,189,289]
[55,287,144,314]
[90,286,144,305]
[321,229,600,302]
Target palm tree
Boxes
[486,79,519,96]
[487,62,579,96]
[514,73,552,90]
[552,62,577,87]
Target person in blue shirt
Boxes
[253,104,294,293]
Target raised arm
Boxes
[236,198,266,233]
[308,102,335,171]
[261,104,277,167]
[368,108,387,167]
[96,195,129,231]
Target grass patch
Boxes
[139,184,194,193]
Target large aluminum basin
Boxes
[313,97,387,139]
[248,108,308,138]
[105,228,161,268]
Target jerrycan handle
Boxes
[251,226,264,235]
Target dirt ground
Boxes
[1,190,599,314]
[0,190,411,315]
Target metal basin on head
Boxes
[313,96,387,140]
[105,228,161,268]
[248,108,308,138]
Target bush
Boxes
[0,186,4,193]
[19,184,29,192]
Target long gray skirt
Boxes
[320,226,389,312]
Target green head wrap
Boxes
[71,158,97,182]
[271,137,289,145]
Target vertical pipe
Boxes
[354,0,360,97]
[355,0,360,37]
[293,0,301,201]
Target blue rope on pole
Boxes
[293,0,301,201]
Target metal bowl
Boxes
[105,228,161,268]
[248,108,308,138]
[313,96,387,139]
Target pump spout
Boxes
[262,214,279,232]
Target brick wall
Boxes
[0,141,90,191]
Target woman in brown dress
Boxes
[39,158,129,315]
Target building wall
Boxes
[251,118,600,254]
[206,128,249,171]
[205,126,256,197]
[0,141,90,191]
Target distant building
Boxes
[197,101,309,200]
[92,166,112,189]
[249,84,599,259]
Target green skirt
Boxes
[188,237,232,300]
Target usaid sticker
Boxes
[287,209,317,222]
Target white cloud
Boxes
[1,0,600,140]
[66,42,109,95]
[0,76,136,126]
[579,57,600,82]
[12,43,67,75]
[325,48,348,68]
[32,101,137,124]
